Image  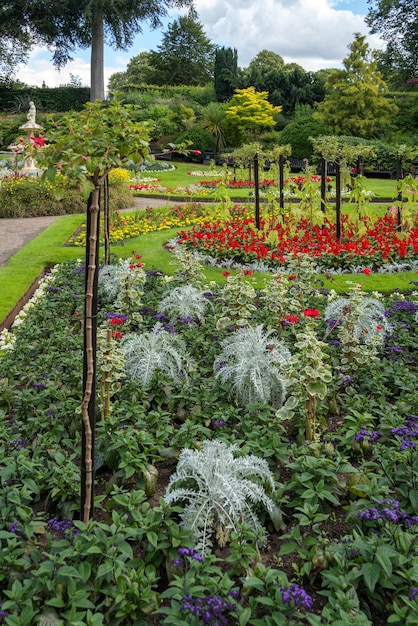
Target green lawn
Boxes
[134,161,400,201]
[1,205,417,328]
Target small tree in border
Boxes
[35,99,152,522]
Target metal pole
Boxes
[254,153,260,230]
[335,161,341,241]
[396,158,403,231]
[279,154,285,216]
[320,158,327,215]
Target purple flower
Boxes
[358,499,418,528]
[180,594,234,625]
[355,426,380,443]
[179,316,197,325]
[177,547,203,561]
[212,419,226,427]
[409,588,418,601]
[106,312,129,321]
[280,584,313,611]
[47,517,79,537]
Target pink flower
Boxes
[82,156,87,161]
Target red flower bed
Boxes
[196,176,331,190]
[177,213,418,271]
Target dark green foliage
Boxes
[214,46,240,102]
[242,52,326,117]
[366,0,418,86]
[175,126,215,158]
[146,16,215,87]
[279,116,330,159]
[0,86,90,113]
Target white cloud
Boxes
[193,0,381,69]
[15,47,132,95]
[15,0,383,91]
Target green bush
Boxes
[279,116,330,159]
[0,87,90,113]
[0,176,134,217]
[175,126,215,161]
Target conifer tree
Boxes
[315,33,397,139]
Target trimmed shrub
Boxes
[279,116,330,159]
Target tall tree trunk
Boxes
[81,186,100,522]
[90,10,105,102]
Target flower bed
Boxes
[67,203,221,246]
[0,257,417,624]
[177,214,418,272]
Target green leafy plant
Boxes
[164,439,276,554]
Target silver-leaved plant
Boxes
[158,284,212,324]
[164,439,276,554]
[214,324,291,408]
[121,323,195,388]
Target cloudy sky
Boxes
[16,0,383,91]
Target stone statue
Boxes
[27,101,36,125]
[21,101,42,129]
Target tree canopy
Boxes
[0,0,196,100]
[366,0,418,87]
[225,86,282,144]
[145,16,215,86]
[214,47,240,102]
[315,33,397,139]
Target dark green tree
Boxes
[214,46,240,101]
[146,16,215,86]
[366,0,418,86]
[315,33,397,138]
[0,2,34,81]
[242,52,326,117]
[0,0,195,100]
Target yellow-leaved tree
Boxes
[224,86,282,144]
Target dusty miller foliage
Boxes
[158,284,213,324]
[325,286,389,346]
[121,323,195,388]
[214,324,291,408]
[98,259,145,321]
[324,285,389,376]
[164,440,276,555]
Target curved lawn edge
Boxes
[1,213,417,328]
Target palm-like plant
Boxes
[121,323,195,387]
[164,439,276,554]
[158,284,212,324]
[200,102,227,153]
[214,324,291,408]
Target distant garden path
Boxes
[0,196,185,266]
